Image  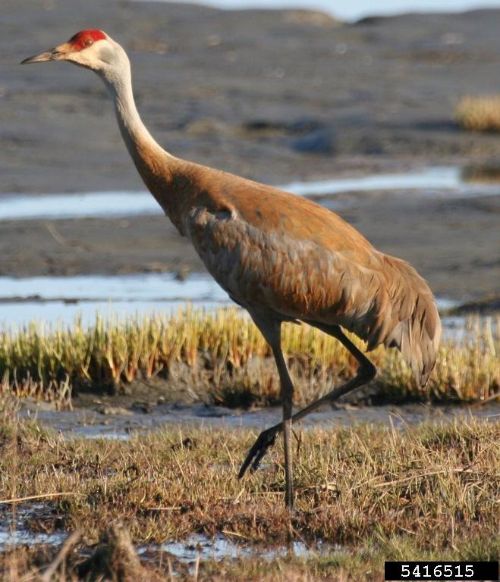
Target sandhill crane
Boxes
[22,30,441,509]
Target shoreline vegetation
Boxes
[456,96,500,133]
[0,410,497,580]
[0,308,498,407]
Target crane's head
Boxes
[21,30,127,79]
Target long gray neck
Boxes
[102,62,167,165]
[96,53,180,219]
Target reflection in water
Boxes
[285,167,463,196]
[0,300,228,329]
[0,517,332,562]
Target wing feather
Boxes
[183,170,440,388]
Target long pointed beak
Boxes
[21,44,69,65]
[21,51,54,64]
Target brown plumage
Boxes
[180,163,440,386]
[22,30,441,509]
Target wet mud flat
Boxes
[19,397,500,440]
[5,1,500,195]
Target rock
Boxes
[97,406,133,416]
[290,129,336,155]
[242,117,324,136]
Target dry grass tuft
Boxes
[77,523,160,581]
[456,95,500,132]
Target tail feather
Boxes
[316,249,441,388]
[381,257,441,387]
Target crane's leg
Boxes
[239,324,376,478]
[247,314,295,509]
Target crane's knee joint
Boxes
[360,361,376,382]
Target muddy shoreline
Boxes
[5,2,500,193]
[19,396,500,440]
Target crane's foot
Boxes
[238,427,279,478]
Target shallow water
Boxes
[21,402,500,442]
[1,167,498,222]
[286,167,466,196]
[0,272,228,328]
[0,503,67,549]
[152,533,334,564]
[0,299,227,329]
[0,520,331,563]
[134,0,500,22]
[0,270,484,341]
[0,499,330,557]
[0,273,227,303]
[0,529,66,548]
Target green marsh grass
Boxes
[0,412,498,580]
[0,308,498,405]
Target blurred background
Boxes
[1,0,500,327]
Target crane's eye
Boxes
[84,38,94,47]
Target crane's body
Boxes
[145,157,439,384]
[22,30,441,509]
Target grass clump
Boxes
[0,309,498,406]
[456,95,500,131]
[0,414,498,579]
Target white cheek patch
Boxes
[68,41,109,68]
[96,43,115,64]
